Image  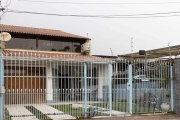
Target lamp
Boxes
[139,50,147,72]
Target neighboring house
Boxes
[1,24,109,104]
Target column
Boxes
[174,59,180,114]
[128,63,132,114]
[0,58,5,120]
[170,64,174,111]
[46,62,53,103]
[108,63,112,116]
[98,64,108,101]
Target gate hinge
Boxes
[0,86,5,93]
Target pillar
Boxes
[0,58,5,120]
[46,62,53,103]
[174,59,180,114]
[98,64,108,101]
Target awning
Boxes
[118,45,180,59]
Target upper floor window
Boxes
[6,38,82,53]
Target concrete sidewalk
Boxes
[87,114,180,120]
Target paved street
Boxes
[87,114,180,120]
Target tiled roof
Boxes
[2,50,103,61]
[1,24,90,40]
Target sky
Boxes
[1,0,180,56]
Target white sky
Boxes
[1,0,180,56]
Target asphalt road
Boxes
[82,114,180,120]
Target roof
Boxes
[2,50,103,61]
[118,45,180,59]
[1,24,90,40]
[93,55,117,59]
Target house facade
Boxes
[1,24,111,104]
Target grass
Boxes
[25,106,52,120]
[91,102,128,112]
[4,108,11,120]
[51,104,84,118]
[51,104,108,118]
[4,102,156,120]
[90,102,155,114]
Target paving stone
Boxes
[6,105,33,116]
[33,104,75,120]
[48,114,76,120]
[11,116,38,120]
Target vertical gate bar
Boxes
[83,63,87,118]
[170,64,174,111]
[0,57,4,120]
[128,63,132,114]
[108,63,112,116]
[90,62,92,104]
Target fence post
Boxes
[0,58,5,120]
[170,63,174,111]
[128,63,133,114]
[108,63,112,116]
[83,63,87,118]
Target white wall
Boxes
[98,64,109,100]
[46,62,53,102]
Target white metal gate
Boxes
[112,59,174,114]
[1,51,175,120]
[2,51,114,120]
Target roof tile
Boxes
[2,50,103,61]
[1,24,90,40]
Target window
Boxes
[6,38,36,50]
[6,38,84,53]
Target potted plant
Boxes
[157,75,171,112]
[152,64,174,112]
[160,93,170,112]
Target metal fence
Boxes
[1,51,113,120]
[0,51,174,120]
[112,59,174,114]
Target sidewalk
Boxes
[85,114,180,120]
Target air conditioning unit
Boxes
[81,42,90,53]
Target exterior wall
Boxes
[87,40,92,55]
[174,58,180,114]
[98,65,108,101]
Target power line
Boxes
[7,9,180,16]
[17,0,180,5]
[5,9,180,18]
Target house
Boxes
[1,24,111,104]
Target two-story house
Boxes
[1,24,111,104]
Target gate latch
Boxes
[0,86,5,94]
[127,82,131,91]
